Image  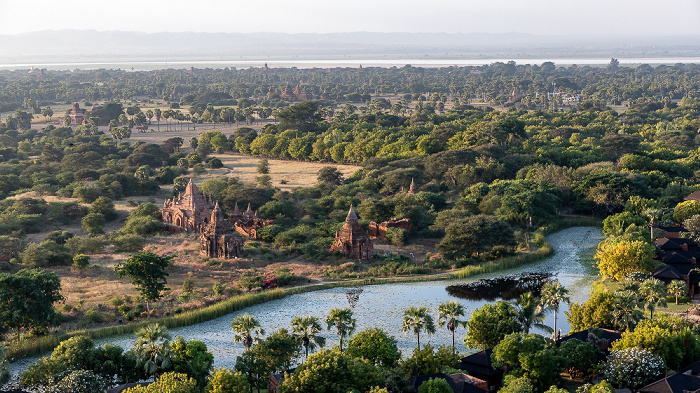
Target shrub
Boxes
[21,240,72,267]
[205,367,250,393]
[64,235,107,255]
[124,372,198,393]
[601,348,664,389]
[44,370,110,393]
[385,227,408,246]
[112,233,145,253]
[418,378,453,393]
[72,254,90,272]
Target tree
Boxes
[437,301,467,354]
[345,327,401,368]
[278,349,382,393]
[611,290,644,331]
[205,367,250,393]
[540,281,570,338]
[90,196,118,221]
[122,372,198,393]
[325,307,356,352]
[464,301,520,350]
[291,315,326,360]
[72,254,90,273]
[559,338,597,379]
[437,215,515,260]
[639,278,667,319]
[0,344,9,385]
[133,323,172,378]
[82,212,106,236]
[499,375,533,393]
[231,313,265,351]
[417,378,453,393]
[402,306,436,350]
[565,292,617,332]
[276,101,322,132]
[491,333,563,393]
[667,280,688,304]
[317,166,344,185]
[256,159,269,174]
[610,316,700,370]
[170,337,214,390]
[595,239,655,281]
[673,200,700,223]
[514,292,551,334]
[114,252,173,318]
[251,328,301,374]
[0,268,64,339]
[601,348,664,390]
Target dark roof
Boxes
[656,238,699,250]
[106,382,151,393]
[459,349,502,376]
[0,390,30,393]
[556,328,622,347]
[410,373,487,393]
[654,225,689,233]
[681,359,700,374]
[653,264,683,280]
[639,372,700,393]
[685,190,700,202]
[661,252,692,264]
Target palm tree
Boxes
[540,281,570,338]
[231,313,265,351]
[667,280,688,305]
[437,301,467,354]
[639,278,668,319]
[291,315,326,360]
[402,306,436,350]
[612,290,644,331]
[325,307,356,352]
[514,292,551,334]
[133,323,172,378]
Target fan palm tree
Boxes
[291,315,326,360]
[611,290,644,331]
[540,281,570,338]
[437,301,467,354]
[325,307,355,352]
[514,292,551,334]
[231,313,265,351]
[133,323,172,378]
[667,280,688,305]
[639,278,668,319]
[402,306,436,350]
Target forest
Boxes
[1,61,700,392]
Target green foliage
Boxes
[112,233,145,253]
[81,212,106,236]
[230,313,265,351]
[491,333,563,393]
[437,214,515,260]
[385,227,408,246]
[170,336,214,390]
[114,252,173,317]
[205,367,250,393]
[402,306,436,349]
[326,307,356,352]
[565,291,617,332]
[611,316,700,370]
[673,200,700,223]
[417,378,453,393]
[576,380,615,393]
[0,268,64,334]
[21,240,72,266]
[601,348,664,390]
[464,300,520,350]
[346,327,401,368]
[72,254,90,272]
[595,239,655,281]
[44,369,110,393]
[124,372,199,393]
[499,375,534,393]
[559,338,597,378]
[0,344,9,385]
[400,344,460,378]
[90,196,118,221]
[279,349,382,393]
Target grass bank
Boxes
[7,217,602,360]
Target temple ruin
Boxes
[333,205,374,261]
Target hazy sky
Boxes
[2,0,700,36]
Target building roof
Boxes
[346,205,359,221]
[639,372,700,393]
[459,349,502,376]
[685,190,700,202]
[653,264,684,280]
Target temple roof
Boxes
[346,205,359,222]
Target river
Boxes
[7,226,601,379]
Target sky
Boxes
[1,0,700,36]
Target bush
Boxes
[417,378,453,393]
[72,254,90,272]
[112,233,145,253]
[124,372,199,393]
[385,227,408,246]
[205,367,250,393]
[21,240,72,267]
[601,348,664,390]
[121,216,164,235]
[44,370,110,393]
[64,236,106,255]
[206,158,224,169]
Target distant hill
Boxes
[1,30,700,65]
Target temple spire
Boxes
[346,205,359,222]
[408,178,417,195]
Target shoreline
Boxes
[5,217,601,363]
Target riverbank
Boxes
[5,218,601,361]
